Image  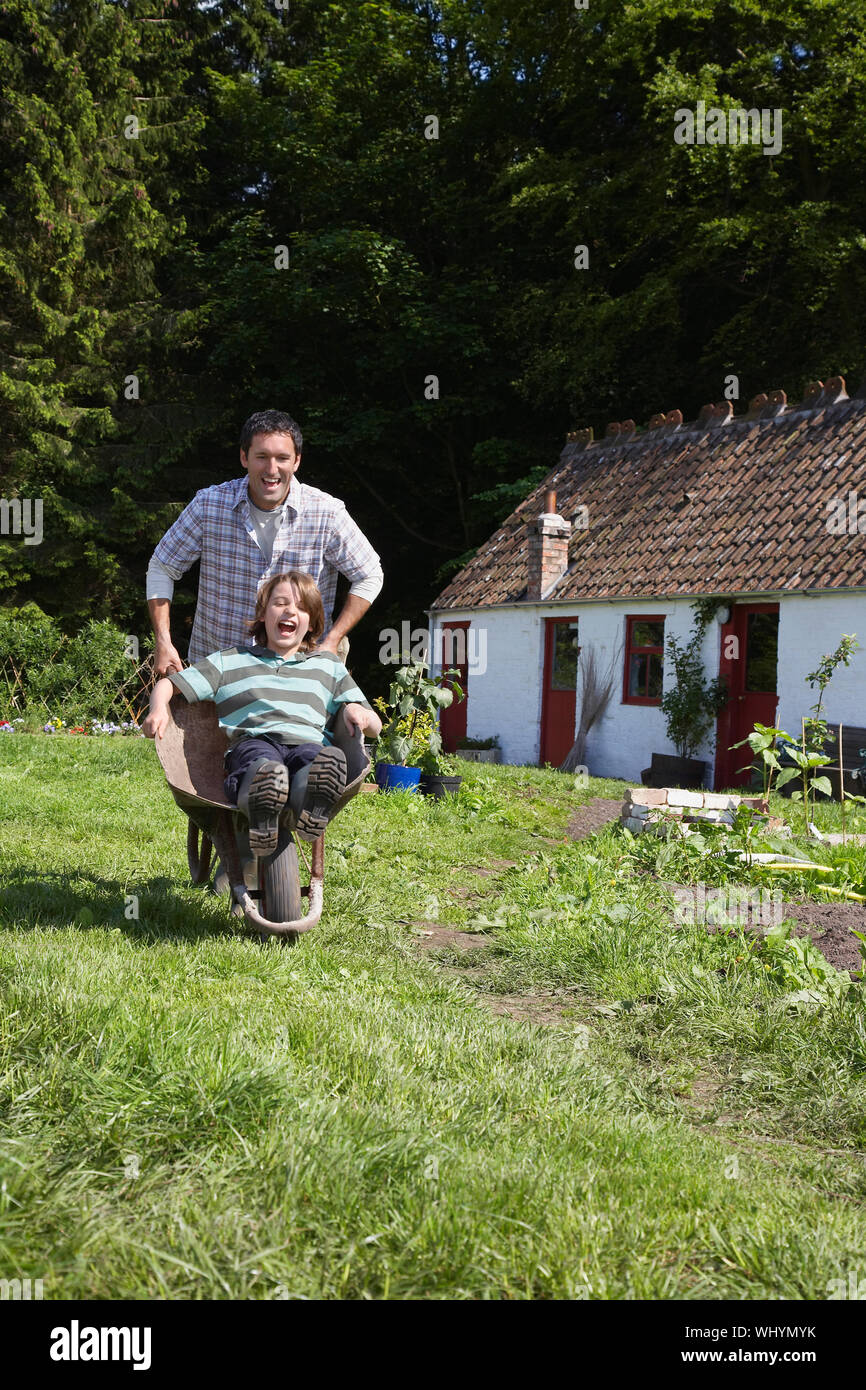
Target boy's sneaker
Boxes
[293,747,347,842]
[236,758,289,856]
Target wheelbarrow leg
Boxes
[187,821,214,886]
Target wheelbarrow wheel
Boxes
[256,827,303,930]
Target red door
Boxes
[714,603,780,788]
[540,618,579,767]
[438,622,469,753]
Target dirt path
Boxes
[410,925,586,1025]
[565,798,623,840]
[409,795,864,1022]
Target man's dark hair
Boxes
[239,410,303,457]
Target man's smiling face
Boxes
[241,431,300,510]
[263,580,311,655]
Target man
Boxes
[146,409,383,675]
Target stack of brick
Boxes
[621,787,770,835]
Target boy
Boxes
[143,571,381,853]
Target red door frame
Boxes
[438,621,469,753]
[714,602,780,789]
[539,617,580,767]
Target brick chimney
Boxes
[526,489,571,599]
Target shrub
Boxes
[0,606,150,723]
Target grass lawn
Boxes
[1,735,865,1299]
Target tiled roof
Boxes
[432,377,866,610]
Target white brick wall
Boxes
[430,592,866,779]
[776,594,866,737]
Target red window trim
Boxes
[622,614,665,706]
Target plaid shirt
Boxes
[151,477,381,662]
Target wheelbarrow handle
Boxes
[232,879,323,935]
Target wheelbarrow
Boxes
[154,693,371,938]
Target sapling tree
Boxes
[660,605,728,759]
[803,635,860,748]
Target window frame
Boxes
[622,615,665,706]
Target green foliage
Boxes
[733,714,847,834]
[0,607,148,722]
[757,921,851,1006]
[3,0,866,700]
[731,722,798,799]
[0,0,202,625]
[660,604,727,758]
[371,696,434,769]
[374,661,462,770]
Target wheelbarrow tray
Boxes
[154,693,371,934]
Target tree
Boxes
[0,0,200,621]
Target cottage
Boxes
[428,377,866,790]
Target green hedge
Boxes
[0,605,151,724]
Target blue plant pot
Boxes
[375,763,422,792]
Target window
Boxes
[550,622,579,690]
[623,617,665,704]
[745,611,779,693]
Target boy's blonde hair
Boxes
[247,571,325,651]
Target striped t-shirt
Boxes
[169,645,373,747]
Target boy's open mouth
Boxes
[277,617,297,635]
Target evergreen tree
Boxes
[0,0,200,621]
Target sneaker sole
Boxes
[295,748,347,842]
[247,763,289,856]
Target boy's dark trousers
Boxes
[224,736,321,804]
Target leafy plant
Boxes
[372,697,434,767]
[732,721,836,835]
[0,607,150,724]
[758,921,851,1006]
[786,745,834,832]
[375,662,464,769]
[730,723,794,800]
[727,800,768,869]
[660,604,727,759]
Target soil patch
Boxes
[656,881,866,974]
[476,990,582,1026]
[472,859,518,877]
[566,798,623,841]
[779,899,866,974]
[410,924,490,952]
[408,924,586,1026]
